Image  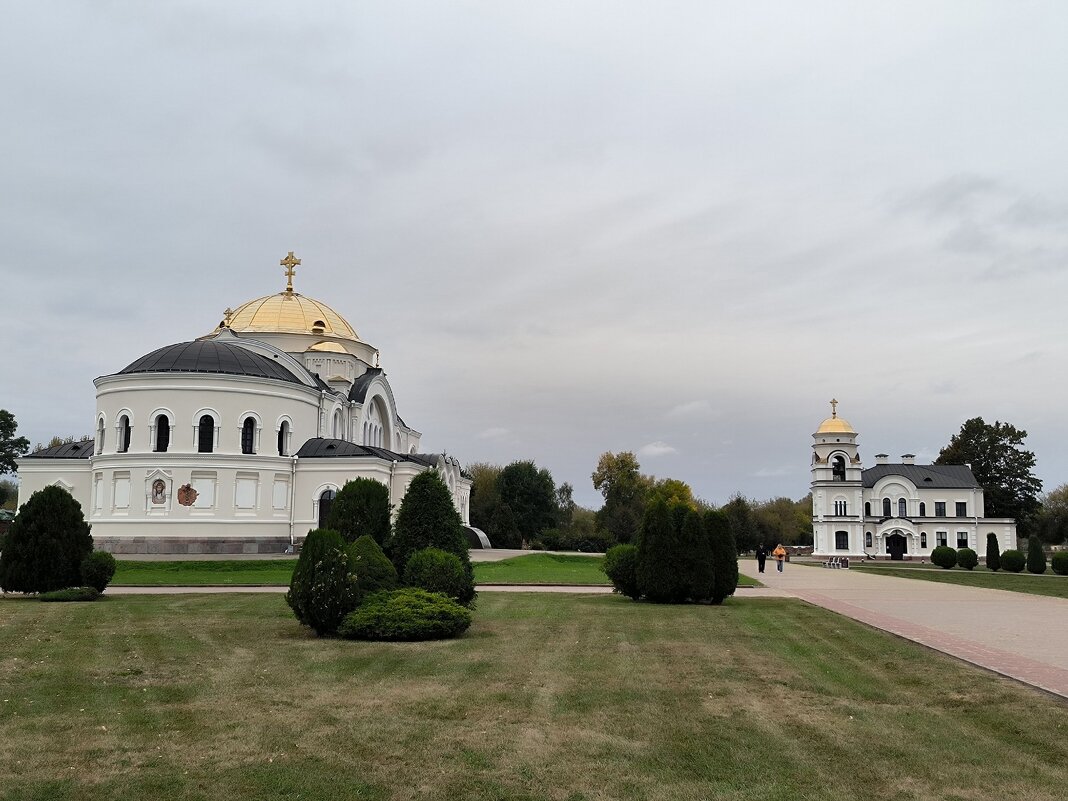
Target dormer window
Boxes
[312,320,326,334]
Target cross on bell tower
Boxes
[281,251,301,294]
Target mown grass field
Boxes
[1,593,1066,801]
[852,563,1068,599]
[112,554,759,588]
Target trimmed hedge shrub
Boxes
[681,509,713,602]
[39,586,100,602]
[327,478,391,546]
[930,546,957,569]
[956,547,978,570]
[0,485,93,593]
[338,588,472,641]
[391,471,470,573]
[1027,536,1047,575]
[1051,551,1068,576]
[603,543,640,599]
[985,533,1000,572]
[1000,549,1025,573]
[347,535,398,603]
[705,509,738,604]
[286,528,358,636]
[636,498,689,603]
[81,550,117,592]
[403,547,475,605]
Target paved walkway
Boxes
[739,559,1068,698]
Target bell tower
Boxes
[811,400,864,556]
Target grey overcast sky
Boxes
[2,1,1067,508]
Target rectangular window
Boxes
[935,502,946,517]
[920,532,927,548]
[956,501,967,517]
[957,531,969,548]
[936,531,947,547]
[835,531,848,550]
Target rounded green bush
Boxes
[1051,551,1068,576]
[403,547,475,605]
[0,485,93,593]
[930,546,957,569]
[286,528,358,636]
[338,588,472,641]
[1000,549,1025,573]
[956,547,978,570]
[603,543,640,599]
[347,535,398,603]
[39,586,100,602]
[81,550,117,592]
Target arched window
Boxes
[155,414,170,452]
[864,502,871,517]
[898,498,907,517]
[318,489,336,527]
[96,418,105,455]
[882,497,891,517]
[119,415,131,453]
[241,417,256,454]
[919,502,926,517]
[865,532,872,548]
[277,421,290,456]
[832,455,846,482]
[834,500,847,516]
[198,415,215,453]
[332,410,342,440]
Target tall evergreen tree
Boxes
[705,509,739,605]
[1026,535,1047,575]
[326,477,391,545]
[684,508,714,601]
[497,460,557,545]
[391,470,470,573]
[636,497,688,603]
[985,532,1000,572]
[0,485,93,593]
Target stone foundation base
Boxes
[96,537,293,555]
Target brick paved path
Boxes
[739,559,1068,698]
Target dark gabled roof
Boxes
[116,341,301,384]
[348,368,383,402]
[25,440,94,459]
[295,438,437,467]
[862,464,980,489]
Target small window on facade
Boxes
[864,502,871,517]
[935,502,946,517]
[834,500,847,516]
[898,498,907,517]
[318,489,336,527]
[919,502,926,517]
[155,414,170,452]
[865,532,872,548]
[957,531,969,548]
[956,501,967,517]
[241,417,256,454]
[832,455,846,482]
[198,415,215,453]
[921,532,927,548]
[96,418,105,454]
[312,320,326,333]
[882,498,891,517]
[835,530,848,550]
[936,532,947,547]
[278,421,289,456]
[119,415,131,453]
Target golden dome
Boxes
[224,292,358,340]
[816,416,856,434]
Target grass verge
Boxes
[852,564,1068,599]
[1,593,1065,800]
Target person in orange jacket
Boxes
[772,543,787,573]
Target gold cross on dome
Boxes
[281,251,301,293]
[223,307,234,326]
[830,398,839,418]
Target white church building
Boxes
[17,253,472,554]
[811,402,1017,560]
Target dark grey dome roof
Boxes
[117,340,301,384]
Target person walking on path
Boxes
[772,543,787,573]
[756,544,768,573]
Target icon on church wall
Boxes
[177,483,199,507]
[151,479,167,504]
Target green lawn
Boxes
[114,554,759,589]
[853,564,1068,599]
[1,594,1066,801]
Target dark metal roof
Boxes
[295,438,437,467]
[116,341,301,384]
[862,464,979,489]
[25,440,94,459]
[348,368,383,402]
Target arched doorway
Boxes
[317,489,336,528]
[886,531,907,561]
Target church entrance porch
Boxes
[886,532,907,561]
